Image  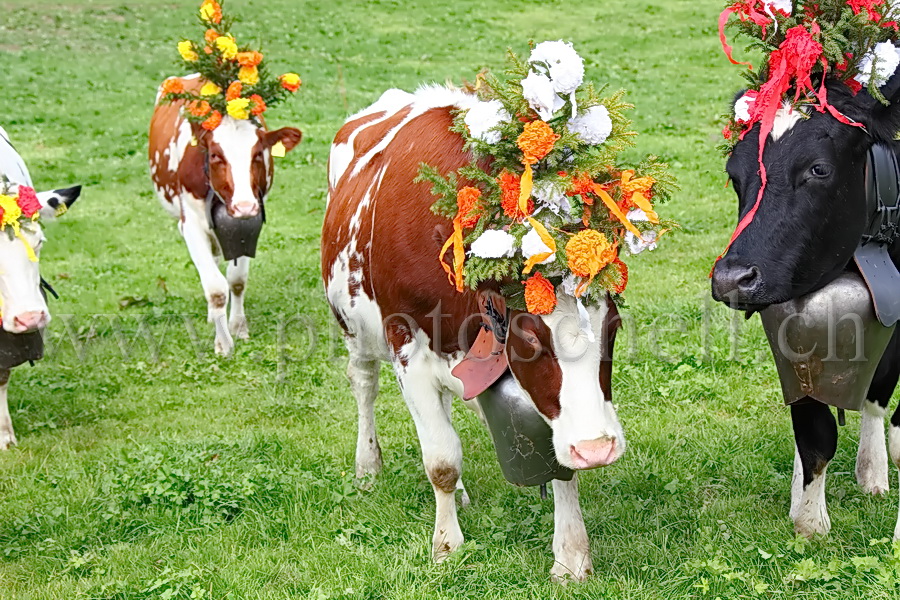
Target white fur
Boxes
[210,117,262,210]
[531,294,625,469]
[857,400,890,495]
[551,476,592,583]
[791,447,831,538]
[889,424,900,539]
[770,102,805,141]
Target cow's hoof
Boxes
[0,429,17,450]
[432,528,463,563]
[355,445,383,482]
[550,557,593,584]
[856,459,890,496]
[215,335,235,357]
[794,512,831,539]
[229,319,249,340]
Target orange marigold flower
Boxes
[160,78,184,96]
[249,94,267,116]
[226,81,242,101]
[199,0,222,24]
[188,100,211,117]
[498,170,532,220]
[204,46,213,55]
[566,229,616,278]
[236,51,264,68]
[456,186,481,229]
[517,120,559,165]
[567,172,595,198]
[205,28,219,44]
[280,73,302,92]
[524,272,557,315]
[201,110,222,131]
[610,258,629,295]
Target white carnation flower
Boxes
[521,71,564,121]
[567,105,613,145]
[529,40,585,95]
[855,41,900,87]
[624,209,658,255]
[532,179,571,217]
[764,0,791,16]
[470,229,516,259]
[734,92,756,122]
[464,100,510,144]
[521,226,555,265]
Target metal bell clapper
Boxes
[477,373,574,487]
[760,272,896,411]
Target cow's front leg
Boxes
[890,404,900,539]
[392,349,464,562]
[856,398,890,495]
[227,257,250,340]
[180,216,233,356]
[0,369,15,449]
[550,475,592,583]
[790,401,837,538]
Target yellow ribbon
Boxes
[438,218,465,292]
[518,163,534,218]
[592,183,644,238]
[522,217,557,274]
[620,170,658,223]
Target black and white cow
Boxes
[711,72,900,537]
[0,126,80,448]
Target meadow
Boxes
[1,0,899,598]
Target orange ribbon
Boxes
[592,183,643,238]
[620,170,658,223]
[518,163,534,219]
[439,217,465,292]
[522,217,557,274]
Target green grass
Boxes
[0,0,899,598]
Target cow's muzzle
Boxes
[711,256,768,311]
[9,310,48,333]
[229,201,260,219]
[568,435,621,469]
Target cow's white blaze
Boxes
[538,294,624,470]
[770,102,806,141]
[210,116,266,215]
[0,225,47,333]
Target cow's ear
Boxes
[264,127,302,153]
[37,186,81,220]
[450,288,509,400]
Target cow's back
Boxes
[149,74,205,216]
[323,87,484,359]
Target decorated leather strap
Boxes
[451,290,509,400]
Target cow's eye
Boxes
[809,163,832,178]
[209,153,224,164]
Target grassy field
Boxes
[1,0,899,598]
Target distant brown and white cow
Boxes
[0,125,81,448]
[149,75,301,355]
[322,86,626,582]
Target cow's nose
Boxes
[569,436,621,469]
[12,311,47,333]
[711,259,762,304]
[231,202,259,218]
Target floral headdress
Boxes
[0,177,41,262]
[418,42,676,315]
[718,1,899,253]
[160,0,302,131]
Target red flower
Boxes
[611,258,629,295]
[16,186,41,218]
[722,123,733,140]
[848,0,885,21]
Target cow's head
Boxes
[712,73,900,311]
[192,117,301,219]
[0,185,80,333]
[501,293,624,470]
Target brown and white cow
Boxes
[149,75,301,355]
[0,125,81,448]
[322,86,626,582]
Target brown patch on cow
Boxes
[231,282,245,297]
[600,297,621,402]
[333,111,387,145]
[209,292,227,309]
[507,313,563,420]
[428,463,459,494]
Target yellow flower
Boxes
[280,72,302,92]
[215,36,238,60]
[199,0,222,24]
[0,194,22,230]
[238,66,259,85]
[226,98,251,120]
[177,40,198,62]
[200,81,222,96]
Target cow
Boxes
[0,126,81,448]
[711,72,900,538]
[149,75,302,356]
[322,86,626,582]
